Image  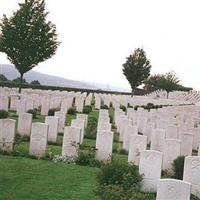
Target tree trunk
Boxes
[18,73,24,93]
[131,89,135,97]
[166,92,169,99]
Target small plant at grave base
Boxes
[145,103,154,111]
[0,110,8,119]
[67,107,76,115]
[109,114,114,124]
[27,109,37,119]
[172,156,185,180]
[101,104,109,109]
[85,115,98,139]
[83,105,92,114]
[96,161,142,200]
[48,108,60,116]
[118,148,128,155]
[120,105,127,112]
[134,105,139,111]
[75,147,101,167]
[52,155,76,164]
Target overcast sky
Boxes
[0,0,200,90]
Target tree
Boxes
[13,77,28,84]
[0,74,8,82]
[122,48,151,96]
[31,80,40,85]
[144,71,188,98]
[0,0,60,93]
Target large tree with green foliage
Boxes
[122,48,151,95]
[0,0,59,93]
[145,72,191,98]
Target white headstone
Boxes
[128,135,147,165]
[29,123,48,157]
[96,130,113,161]
[0,119,16,151]
[139,150,163,192]
[45,116,59,142]
[156,179,191,200]
[183,156,200,198]
[17,113,32,136]
[55,111,66,133]
[162,139,181,170]
[62,126,81,157]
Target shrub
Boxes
[27,109,37,119]
[120,105,127,112]
[48,108,60,116]
[118,148,128,155]
[97,161,142,191]
[101,104,109,109]
[96,185,126,200]
[134,105,139,111]
[67,107,76,115]
[172,156,185,180]
[0,110,8,119]
[75,148,101,167]
[96,161,142,200]
[83,105,92,114]
[109,114,113,124]
[85,115,98,139]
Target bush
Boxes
[118,148,128,155]
[101,104,109,109]
[134,105,139,111]
[120,105,127,112]
[85,115,98,139]
[48,108,60,116]
[96,185,126,200]
[97,161,142,191]
[75,148,101,167]
[67,107,76,115]
[82,105,92,114]
[96,161,142,200]
[172,156,185,180]
[27,109,37,119]
[0,110,8,119]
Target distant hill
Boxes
[0,64,130,92]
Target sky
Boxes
[0,0,200,90]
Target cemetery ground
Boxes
[0,106,200,200]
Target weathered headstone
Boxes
[62,126,81,157]
[139,150,163,192]
[183,156,200,198]
[96,130,113,161]
[45,116,59,142]
[17,113,32,136]
[0,119,16,151]
[29,123,48,157]
[128,135,147,165]
[156,179,191,200]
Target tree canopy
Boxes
[0,0,60,92]
[144,71,191,97]
[122,48,151,94]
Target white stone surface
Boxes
[0,119,16,151]
[96,130,113,161]
[139,150,163,192]
[162,139,181,170]
[62,126,81,157]
[150,129,166,152]
[156,179,191,200]
[29,123,48,157]
[128,135,147,165]
[17,113,32,136]
[45,116,59,142]
[183,156,200,198]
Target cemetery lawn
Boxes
[0,155,100,200]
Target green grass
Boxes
[0,155,100,200]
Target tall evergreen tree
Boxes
[0,0,60,93]
[122,48,151,95]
